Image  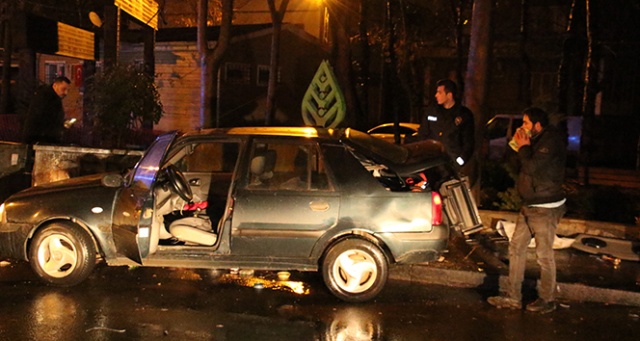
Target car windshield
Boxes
[126,132,177,188]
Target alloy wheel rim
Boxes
[37,234,78,278]
[332,249,377,294]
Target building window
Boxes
[256,65,281,86]
[225,63,251,84]
[45,62,66,84]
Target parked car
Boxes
[484,113,582,160]
[0,127,481,302]
[367,123,420,144]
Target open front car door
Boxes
[112,132,177,263]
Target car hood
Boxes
[10,173,113,199]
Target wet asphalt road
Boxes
[0,261,639,341]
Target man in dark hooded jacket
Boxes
[488,107,566,314]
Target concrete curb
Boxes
[478,210,640,240]
[390,265,640,307]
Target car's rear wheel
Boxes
[322,238,388,302]
[29,222,96,286]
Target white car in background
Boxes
[367,123,420,144]
[485,114,582,160]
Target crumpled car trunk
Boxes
[343,134,484,236]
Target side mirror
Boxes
[101,173,124,188]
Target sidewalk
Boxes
[390,210,640,307]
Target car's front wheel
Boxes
[322,238,388,302]
[29,222,96,286]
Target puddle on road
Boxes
[211,269,310,295]
[147,267,311,296]
[217,273,310,295]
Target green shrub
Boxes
[86,64,163,148]
[480,159,521,211]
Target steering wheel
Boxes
[163,164,193,202]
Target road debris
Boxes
[571,234,640,262]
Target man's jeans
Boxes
[507,204,566,302]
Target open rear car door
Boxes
[112,132,177,263]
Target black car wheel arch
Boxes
[28,221,97,286]
[321,237,389,303]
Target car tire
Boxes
[29,222,97,287]
[322,238,388,302]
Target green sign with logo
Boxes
[301,60,346,128]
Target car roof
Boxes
[182,126,337,138]
[178,126,413,164]
[175,126,449,170]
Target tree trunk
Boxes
[16,48,35,119]
[559,0,589,176]
[386,0,399,142]
[580,0,597,185]
[452,0,469,95]
[82,60,96,145]
[518,0,531,107]
[265,0,289,126]
[199,0,234,128]
[103,5,119,68]
[209,0,234,128]
[198,0,208,128]
[357,0,370,120]
[1,9,13,115]
[396,0,421,128]
[464,0,493,188]
[142,27,155,129]
[327,0,364,129]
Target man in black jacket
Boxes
[415,79,474,168]
[488,107,567,314]
[23,76,71,144]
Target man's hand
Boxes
[514,127,530,147]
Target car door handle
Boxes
[309,200,329,212]
[189,178,201,186]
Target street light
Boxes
[89,11,103,27]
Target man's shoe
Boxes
[526,298,556,314]
[487,296,522,310]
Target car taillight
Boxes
[432,192,443,225]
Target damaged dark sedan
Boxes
[0,127,481,302]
